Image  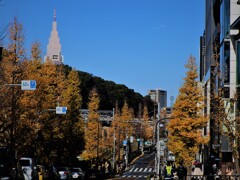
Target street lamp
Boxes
[35,108,67,164]
[155,117,173,177]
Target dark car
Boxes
[0,147,11,179]
[44,165,60,180]
[0,148,24,179]
[71,167,85,180]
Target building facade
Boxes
[44,9,63,64]
[219,0,240,162]
[200,0,220,164]
[148,89,167,110]
[201,0,240,167]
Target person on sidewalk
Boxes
[177,162,187,180]
[192,164,203,180]
[163,161,174,180]
[226,165,234,180]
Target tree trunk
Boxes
[233,147,240,174]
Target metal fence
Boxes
[158,175,240,180]
[189,175,240,180]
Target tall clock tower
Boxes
[44,9,63,64]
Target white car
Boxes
[56,167,71,180]
[71,167,85,179]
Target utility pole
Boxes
[113,131,116,171]
[112,108,116,171]
[155,117,173,178]
[10,71,17,178]
[118,130,120,161]
[156,89,161,177]
[170,96,174,113]
[97,121,100,160]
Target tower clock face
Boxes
[53,55,58,59]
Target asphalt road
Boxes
[109,151,156,180]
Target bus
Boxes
[19,157,34,180]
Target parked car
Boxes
[56,167,71,179]
[71,167,85,179]
[0,148,24,179]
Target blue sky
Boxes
[1,0,204,106]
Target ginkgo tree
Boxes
[117,100,135,142]
[81,87,101,162]
[58,69,84,165]
[167,56,209,170]
[142,104,153,141]
[0,17,25,162]
[18,42,43,158]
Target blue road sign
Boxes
[21,80,36,90]
[30,80,36,89]
[62,107,67,113]
[123,140,127,146]
[56,106,67,114]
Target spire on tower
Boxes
[54,8,56,21]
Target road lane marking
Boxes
[134,168,139,172]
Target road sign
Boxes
[123,140,127,146]
[21,80,36,90]
[160,150,164,156]
[130,136,133,143]
[145,141,152,146]
[56,106,67,114]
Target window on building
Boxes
[221,41,230,84]
[237,41,240,85]
[220,0,230,41]
[223,87,230,98]
[224,57,230,84]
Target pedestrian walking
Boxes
[177,162,187,180]
[226,165,233,180]
[192,164,203,180]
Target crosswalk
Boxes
[122,175,149,178]
[129,167,155,173]
[121,167,155,178]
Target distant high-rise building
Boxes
[148,89,167,109]
[44,9,63,64]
